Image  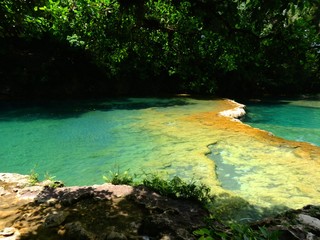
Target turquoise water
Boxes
[244,99,320,146]
[0,98,220,186]
[2,97,320,213]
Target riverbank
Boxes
[2,173,320,239]
[0,173,208,239]
[2,98,320,239]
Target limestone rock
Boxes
[298,214,320,231]
[0,227,20,240]
[0,227,16,236]
[219,100,246,120]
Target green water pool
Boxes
[1,97,320,214]
[0,97,220,186]
[244,98,320,146]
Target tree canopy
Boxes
[1,0,319,98]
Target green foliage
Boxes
[194,224,280,240]
[44,171,56,181]
[142,174,212,203]
[28,169,39,186]
[1,0,319,97]
[103,167,212,203]
[103,168,134,185]
[102,169,282,239]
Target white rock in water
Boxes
[219,107,246,120]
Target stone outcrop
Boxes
[251,205,320,240]
[0,173,208,240]
[219,99,246,121]
[2,173,320,240]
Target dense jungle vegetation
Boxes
[1,0,319,99]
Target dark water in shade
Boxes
[243,99,320,146]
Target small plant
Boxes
[193,227,218,240]
[43,172,64,188]
[28,169,39,186]
[194,224,280,240]
[103,167,134,185]
[142,174,213,203]
[44,171,56,181]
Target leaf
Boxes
[193,228,212,236]
[259,226,269,238]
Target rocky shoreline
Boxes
[2,173,320,239]
[1,99,320,239]
[0,173,208,239]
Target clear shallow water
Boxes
[243,99,320,146]
[2,97,320,216]
[0,98,221,186]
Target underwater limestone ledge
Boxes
[0,173,209,240]
[214,99,320,171]
[214,99,320,161]
[185,98,320,210]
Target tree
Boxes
[0,0,319,98]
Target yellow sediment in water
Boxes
[131,98,320,210]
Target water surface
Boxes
[244,99,320,146]
[1,97,320,217]
[0,98,222,186]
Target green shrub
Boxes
[28,169,39,186]
[103,169,134,185]
[142,174,213,204]
[194,224,280,240]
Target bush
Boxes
[103,169,134,185]
[142,174,213,204]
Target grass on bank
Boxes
[103,169,281,240]
[28,169,63,188]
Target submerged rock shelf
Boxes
[186,99,320,211]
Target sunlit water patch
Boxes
[0,98,225,186]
